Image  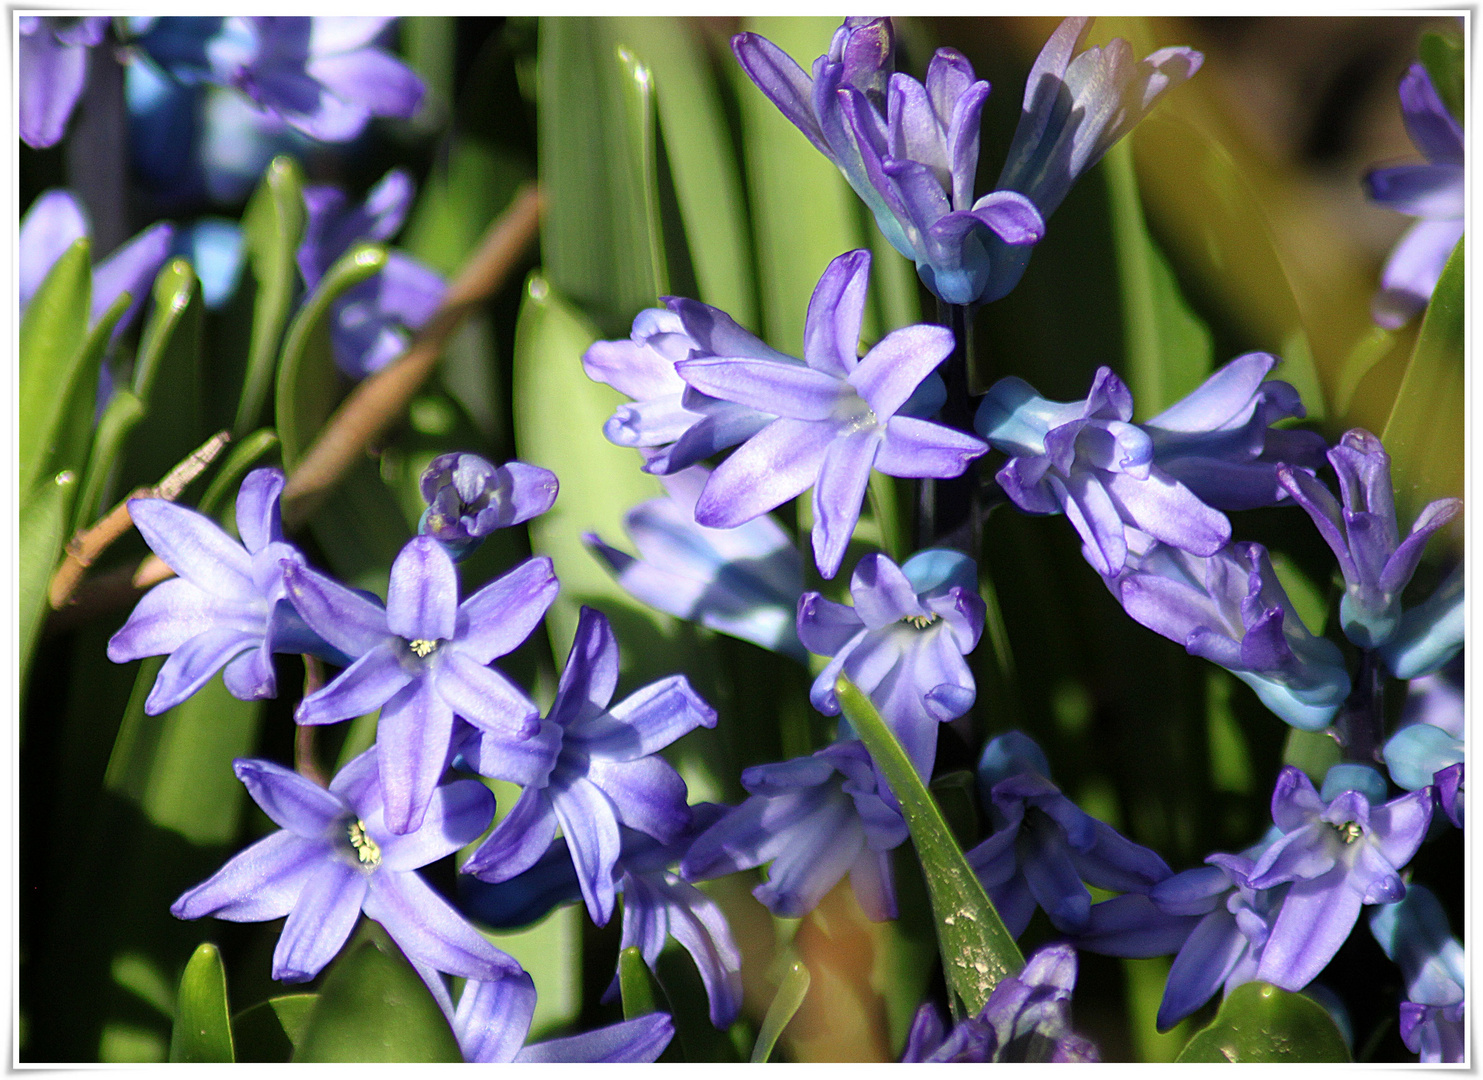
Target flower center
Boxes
[1332,821,1363,845]
[347,819,381,867]
[903,614,938,630]
[407,638,440,658]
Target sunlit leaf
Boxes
[123,258,204,498]
[1176,981,1351,1063]
[233,994,318,1063]
[618,945,659,1020]
[168,943,234,1063]
[750,956,809,1063]
[19,239,90,496]
[236,155,307,436]
[19,470,78,690]
[75,390,145,530]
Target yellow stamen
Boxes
[905,614,938,630]
[348,819,381,867]
[408,639,438,657]
[1335,821,1363,845]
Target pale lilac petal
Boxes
[19,190,87,307]
[848,324,955,418]
[1374,218,1463,327]
[731,32,830,155]
[1101,468,1230,557]
[797,594,864,657]
[677,356,849,420]
[377,678,456,835]
[812,430,878,579]
[456,556,559,666]
[681,790,820,881]
[454,973,537,1064]
[462,787,558,881]
[364,870,523,981]
[876,415,987,478]
[694,418,835,529]
[146,625,260,715]
[436,650,539,740]
[272,860,369,982]
[1255,868,1362,990]
[281,561,389,658]
[294,642,409,726]
[234,469,287,554]
[234,758,345,836]
[92,222,175,329]
[552,777,624,924]
[307,48,424,120]
[582,332,685,402]
[372,778,495,873]
[1366,163,1463,219]
[550,605,620,721]
[171,830,325,922]
[586,755,691,843]
[19,27,89,149]
[387,536,458,642]
[108,578,255,662]
[848,846,898,921]
[517,1014,674,1063]
[755,797,862,917]
[129,499,253,594]
[658,879,744,1028]
[850,552,928,628]
[1397,62,1463,163]
[460,718,562,788]
[577,675,717,759]
[1367,788,1433,869]
[1158,907,1248,1029]
[802,249,872,378]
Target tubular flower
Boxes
[1369,884,1466,1064]
[419,452,558,560]
[1380,563,1463,681]
[798,549,984,778]
[285,537,558,835]
[461,606,717,926]
[1365,63,1464,328]
[19,17,109,148]
[677,249,987,579]
[1383,666,1464,828]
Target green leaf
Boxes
[49,291,130,495]
[1105,139,1214,418]
[19,238,90,495]
[233,995,318,1063]
[1419,29,1464,126]
[197,429,280,517]
[835,678,1023,1013]
[750,957,810,1063]
[618,945,659,1020]
[123,258,204,496]
[293,934,462,1062]
[1176,981,1351,1063]
[538,17,666,334]
[613,17,757,327]
[75,389,145,530]
[1381,238,1463,536]
[168,943,234,1063]
[19,470,78,689]
[274,242,387,469]
[236,155,307,436]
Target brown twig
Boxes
[295,655,328,787]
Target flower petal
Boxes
[461,786,558,882]
[436,650,539,740]
[576,674,717,759]
[387,536,459,643]
[377,778,496,872]
[376,677,456,835]
[171,830,325,922]
[272,860,369,982]
[552,777,624,925]
[812,429,878,579]
[294,641,409,726]
[694,418,835,529]
[364,870,523,982]
[281,561,390,659]
[128,498,254,594]
[586,754,692,844]
[456,556,559,666]
[234,758,346,836]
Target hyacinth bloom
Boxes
[1279,429,1461,648]
[585,466,805,659]
[798,549,984,777]
[681,740,908,921]
[1114,535,1351,731]
[984,17,1203,301]
[135,17,425,142]
[19,17,109,148]
[285,538,558,835]
[677,250,987,578]
[1383,669,1464,827]
[462,607,717,926]
[967,732,1172,937]
[1369,884,1466,1063]
[732,18,1044,306]
[583,304,774,477]
[977,367,1230,577]
[1140,352,1328,510]
[1379,562,1463,682]
[419,452,559,560]
[902,944,1099,1062]
[1244,766,1432,992]
[108,469,336,713]
[1366,63,1465,328]
[298,168,447,378]
[172,750,522,986]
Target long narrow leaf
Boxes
[618,945,660,1020]
[750,957,810,1063]
[19,239,90,495]
[236,155,307,435]
[168,943,234,1063]
[19,470,78,690]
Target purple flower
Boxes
[461,606,717,926]
[582,303,775,477]
[419,452,558,560]
[1113,535,1351,730]
[1140,352,1328,510]
[902,944,1099,1062]
[585,466,805,659]
[108,468,333,714]
[984,17,1202,301]
[1278,429,1461,648]
[731,18,1044,306]
[676,250,987,579]
[19,17,109,148]
[798,549,984,777]
[966,732,1172,937]
[172,748,522,986]
[299,168,447,378]
[1380,563,1463,680]
[1244,765,1432,992]
[680,740,908,922]
[284,538,558,835]
[1383,668,1464,827]
[977,367,1230,577]
[1366,63,1464,328]
[1369,884,1466,1063]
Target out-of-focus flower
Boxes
[681,739,908,921]
[19,16,109,148]
[418,453,558,560]
[676,250,986,578]
[902,944,1099,1062]
[172,750,522,986]
[1380,564,1463,680]
[1383,666,1464,827]
[966,732,1172,937]
[299,168,448,379]
[1113,534,1351,731]
[1366,63,1464,328]
[1369,883,1466,1063]
[977,367,1229,577]
[462,607,717,926]
[1279,429,1460,648]
[586,466,805,658]
[285,538,558,835]
[798,549,983,777]
[732,18,1044,306]
[1245,765,1432,992]
[108,469,335,713]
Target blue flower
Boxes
[461,606,717,926]
[1380,564,1463,680]
[680,740,908,921]
[676,249,987,579]
[966,732,1172,937]
[419,452,558,560]
[284,537,559,835]
[798,549,984,777]
[172,748,522,986]
[108,468,335,713]
[19,17,109,148]
[902,943,1099,1062]
[1278,428,1460,648]
[585,466,805,659]
[1383,667,1463,827]
[1366,63,1464,328]
[1369,883,1465,1063]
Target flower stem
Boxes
[918,301,980,556]
[1337,649,1385,764]
[296,656,328,787]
